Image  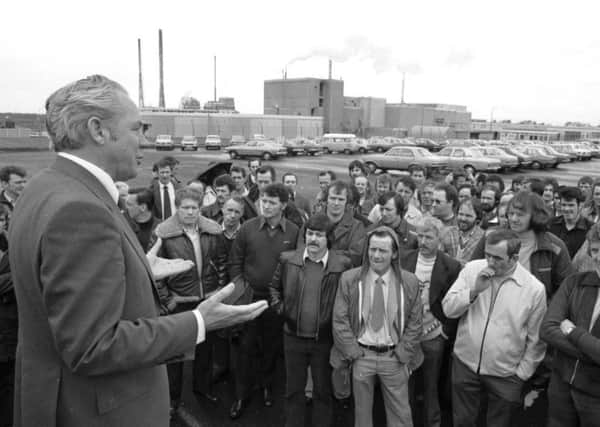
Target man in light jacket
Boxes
[442,229,547,427]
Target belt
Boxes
[359,343,396,353]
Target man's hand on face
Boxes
[197,283,268,331]
[146,238,195,280]
[471,266,495,300]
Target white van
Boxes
[321,133,361,154]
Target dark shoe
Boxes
[194,391,219,404]
[263,387,273,407]
[230,399,245,419]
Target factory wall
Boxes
[141,112,323,140]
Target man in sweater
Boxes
[229,183,299,419]
[443,229,547,427]
[269,213,352,427]
[549,186,592,258]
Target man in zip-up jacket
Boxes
[541,224,600,426]
[154,187,229,408]
[269,213,352,427]
[443,229,547,427]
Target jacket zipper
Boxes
[477,283,504,374]
[569,359,580,384]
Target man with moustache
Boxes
[456,199,485,266]
[269,213,351,427]
[8,75,267,427]
[479,185,500,230]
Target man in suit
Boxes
[400,216,462,427]
[282,172,311,216]
[150,157,181,221]
[8,75,267,427]
[331,226,423,427]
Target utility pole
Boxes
[137,38,144,108]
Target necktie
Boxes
[163,185,171,220]
[371,277,385,332]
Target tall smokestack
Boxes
[137,38,144,108]
[158,29,165,108]
[328,59,332,79]
[213,55,217,102]
[401,72,405,103]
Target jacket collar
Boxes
[535,231,564,255]
[580,271,600,288]
[154,213,222,239]
[259,215,287,232]
[552,215,590,231]
[288,248,347,273]
[57,152,119,204]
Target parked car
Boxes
[155,134,174,151]
[579,141,600,158]
[295,138,324,156]
[281,138,306,156]
[356,138,372,154]
[530,145,571,163]
[180,135,198,151]
[437,146,502,173]
[204,135,222,150]
[367,137,395,153]
[513,146,558,168]
[412,138,442,152]
[321,133,362,154]
[494,146,533,168]
[472,146,520,171]
[224,140,288,160]
[230,135,246,145]
[363,146,448,174]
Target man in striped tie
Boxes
[331,226,423,427]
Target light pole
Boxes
[490,106,496,140]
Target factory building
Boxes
[140,110,322,141]
[263,78,344,133]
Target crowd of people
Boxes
[2,75,600,427]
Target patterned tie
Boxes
[371,277,385,331]
[162,185,172,220]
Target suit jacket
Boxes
[400,249,462,340]
[149,179,182,220]
[8,156,198,427]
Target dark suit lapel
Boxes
[52,156,159,296]
[429,255,447,303]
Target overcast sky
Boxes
[2,0,599,125]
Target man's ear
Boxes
[87,116,109,145]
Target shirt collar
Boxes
[303,248,329,267]
[498,262,528,287]
[259,215,286,232]
[221,221,241,238]
[366,267,394,287]
[58,152,119,204]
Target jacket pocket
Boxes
[95,368,154,414]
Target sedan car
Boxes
[513,147,558,168]
[363,146,448,174]
[155,134,174,151]
[531,145,571,163]
[437,147,502,173]
[204,135,222,150]
[472,146,520,171]
[180,135,198,151]
[494,146,533,168]
[550,144,580,161]
[367,137,394,153]
[224,140,288,160]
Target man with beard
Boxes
[368,192,418,255]
[456,199,485,266]
[549,187,592,258]
[479,185,501,230]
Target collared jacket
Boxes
[269,249,352,341]
[0,251,17,362]
[541,271,600,397]
[298,210,366,267]
[549,215,593,259]
[330,226,424,372]
[200,202,223,223]
[367,218,417,256]
[154,214,228,310]
[470,230,574,298]
[443,259,547,380]
[400,249,462,341]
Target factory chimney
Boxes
[401,72,405,103]
[137,38,144,108]
[158,29,165,108]
[213,55,217,102]
[328,59,332,80]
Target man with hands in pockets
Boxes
[442,229,547,427]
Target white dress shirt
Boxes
[359,268,395,346]
[58,153,205,343]
[158,181,176,219]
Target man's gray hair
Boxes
[45,75,128,151]
[414,216,444,236]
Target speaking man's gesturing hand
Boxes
[197,283,268,331]
[146,238,195,280]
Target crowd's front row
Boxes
[3,159,600,427]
